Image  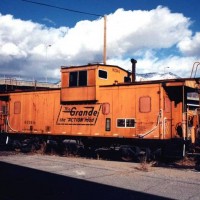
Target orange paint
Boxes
[0,63,199,144]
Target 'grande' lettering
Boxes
[58,105,101,126]
[66,106,98,117]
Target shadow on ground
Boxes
[0,161,171,200]
[152,156,200,171]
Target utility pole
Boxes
[103,15,107,65]
[45,44,51,83]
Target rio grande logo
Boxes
[57,105,101,125]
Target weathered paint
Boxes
[0,63,199,143]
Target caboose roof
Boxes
[61,63,128,73]
[101,77,200,89]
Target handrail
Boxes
[6,116,18,132]
[190,62,200,78]
[137,109,162,138]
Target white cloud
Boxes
[136,55,197,78]
[43,17,56,26]
[107,52,196,78]
[0,6,199,81]
[178,32,200,56]
[106,6,191,57]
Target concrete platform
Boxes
[0,153,200,200]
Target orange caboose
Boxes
[0,59,199,160]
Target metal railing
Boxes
[0,77,60,88]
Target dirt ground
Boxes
[0,150,199,171]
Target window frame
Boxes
[69,70,87,87]
[98,69,108,80]
[116,118,136,128]
[69,71,78,87]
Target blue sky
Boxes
[1,0,200,29]
[0,0,200,81]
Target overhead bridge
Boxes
[0,78,60,92]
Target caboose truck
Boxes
[0,59,200,161]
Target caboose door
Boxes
[163,96,172,139]
[0,96,9,132]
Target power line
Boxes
[21,0,107,64]
[21,0,103,17]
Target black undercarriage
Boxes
[0,133,188,162]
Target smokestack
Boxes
[131,58,137,82]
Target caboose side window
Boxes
[117,119,125,127]
[117,118,135,128]
[14,101,21,114]
[79,71,87,86]
[69,71,87,87]
[139,96,151,113]
[98,69,107,79]
[69,72,78,86]
[126,119,135,127]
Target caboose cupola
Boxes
[60,63,128,103]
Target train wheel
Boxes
[138,148,151,162]
[12,140,22,152]
[20,139,32,153]
[21,144,32,153]
[63,140,79,156]
[119,145,140,162]
[36,141,47,154]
